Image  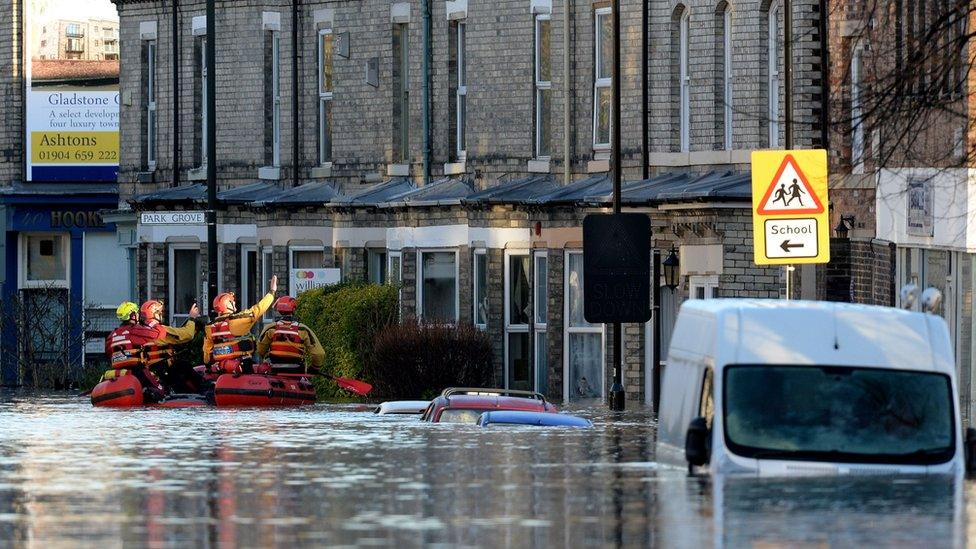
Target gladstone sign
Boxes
[25,0,120,182]
[582,213,652,324]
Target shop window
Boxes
[419,250,458,323]
[21,234,69,288]
[84,233,129,306]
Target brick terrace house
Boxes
[112,0,826,404]
[827,0,976,420]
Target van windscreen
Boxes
[723,365,955,465]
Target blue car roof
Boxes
[477,411,592,427]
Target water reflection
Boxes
[0,392,971,547]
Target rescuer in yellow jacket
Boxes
[203,275,278,372]
[256,295,326,374]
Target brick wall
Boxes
[115,0,826,199]
[0,0,22,184]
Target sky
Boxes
[31,0,119,24]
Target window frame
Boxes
[200,36,209,168]
[473,248,488,330]
[167,243,201,326]
[679,10,691,153]
[534,14,552,160]
[767,3,780,148]
[533,250,549,393]
[562,250,606,402]
[261,246,274,321]
[18,232,71,289]
[270,30,281,168]
[417,248,460,324]
[366,248,388,285]
[504,250,532,390]
[592,7,612,150]
[146,39,157,170]
[456,22,467,159]
[851,47,864,174]
[240,244,258,313]
[689,274,719,299]
[393,22,410,163]
[318,28,334,166]
[723,5,733,151]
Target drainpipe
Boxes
[292,0,300,188]
[819,0,829,149]
[172,0,180,187]
[422,0,431,186]
[562,0,571,185]
[640,0,648,180]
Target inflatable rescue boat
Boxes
[213,374,317,406]
[90,372,208,408]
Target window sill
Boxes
[310,165,332,179]
[187,167,207,181]
[137,170,156,184]
[258,166,281,180]
[586,160,610,173]
[387,163,410,177]
[443,161,466,175]
[528,159,550,174]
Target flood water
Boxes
[1,392,974,548]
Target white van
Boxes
[656,299,976,476]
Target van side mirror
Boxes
[966,428,976,473]
[685,416,711,472]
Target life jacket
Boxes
[132,321,175,370]
[268,320,306,363]
[208,313,256,363]
[107,322,165,370]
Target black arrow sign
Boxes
[780,240,804,253]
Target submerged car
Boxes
[421,388,557,423]
[374,400,430,415]
[657,298,976,476]
[478,410,592,428]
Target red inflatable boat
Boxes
[213,374,317,406]
[91,373,208,408]
[90,373,144,407]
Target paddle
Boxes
[274,372,373,396]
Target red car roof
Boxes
[436,394,556,412]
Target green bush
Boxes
[296,283,400,399]
[367,320,494,399]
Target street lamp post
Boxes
[206,0,218,318]
[608,0,625,411]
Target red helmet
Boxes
[274,296,297,315]
[213,292,236,315]
[140,300,164,322]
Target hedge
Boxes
[295,283,400,399]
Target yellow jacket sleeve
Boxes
[302,326,326,369]
[241,293,275,332]
[202,327,214,364]
[257,324,275,359]
[159,320,196,345]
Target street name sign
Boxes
[752,150,830,265]
[140,211,206,225]
[582,213,651,324]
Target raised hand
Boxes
[188,303,200,319]
[270,274,278,293]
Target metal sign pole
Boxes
[206,0,218,318]
[608,0,625,411]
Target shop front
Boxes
[0,184,121,386]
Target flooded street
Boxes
[0,392,974,548]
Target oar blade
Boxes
[334,376,373,396]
